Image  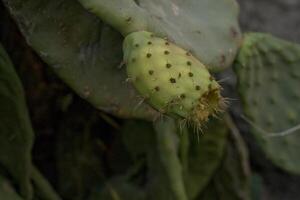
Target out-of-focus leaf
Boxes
[56,110,104,200]
[31,166,61,200]
[154,117,188,200]
[184,118,228,199]
[0,175,24,200]
[197,116,251,200]
[90,119,182,200]
[250,174,263,200]
[0,43,34,199]
[89,176,145,200]
[109,117,230,200]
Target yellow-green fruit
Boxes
[123,31,224,124]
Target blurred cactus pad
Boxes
[234,33,300,174]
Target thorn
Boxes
[133,98,146,111]
[118,60,126,69]
[178,119,187,131]
[124,77,133,83]
[153,112,164,122]
[241,114,300,137]
[133,96,149,111]
[223,97,238,101]
[217,77,231,83]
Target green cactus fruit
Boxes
[123,31,224,124]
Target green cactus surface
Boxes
[2,0,156,120]
[79,0,242,71]
[91,119,183,200]
[0,175,23,200]
[184,117,229,199]
[198,122,250,200]
[0,43,34,199]
[123,31,224,124]
[0,44,62,200]
[101,116,230,200]
[92,116,231,200]
[234,33,300,174]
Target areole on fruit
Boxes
[123,31,225,125]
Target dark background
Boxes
[238,0,300,43]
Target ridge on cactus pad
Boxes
[123,31,225,125]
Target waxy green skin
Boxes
[123,31,222,123]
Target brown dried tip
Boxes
[191,87,225,123]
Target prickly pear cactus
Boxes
[123,31,224,124]
[3,0,241,120]
[79,0,242,71]
[234,33,300,174]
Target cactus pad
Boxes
[123,31,224,124]
[184,117,229,199]
[3,0,240,120]
[79,0,242,71]
[0,44,34,199]
[198,125,250,200]
[2,0,158,120]
[234,33,300,174]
